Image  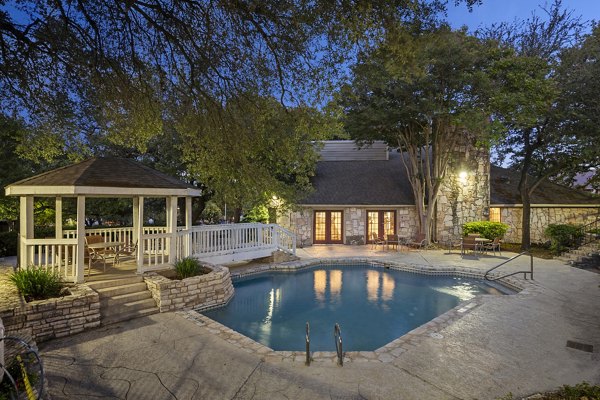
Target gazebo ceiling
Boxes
[5,157,202,197]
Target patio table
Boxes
[87,241,124,272]
[474,237,490,254]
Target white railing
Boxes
[140,232,170,271]
[63,226,167,243]
[34,223,296,276]
[22,238,78,282]
[274,224,296,255]
[185,223,296,260]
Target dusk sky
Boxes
[446,0,600,31]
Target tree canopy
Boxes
[0,0,478,216]
[340,24,495,241]
[484,0,600,248]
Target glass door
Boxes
[367,211,396,242]
[313,211,343,244]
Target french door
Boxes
[367,211,396,242]
[313,211,343,244]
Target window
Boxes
[489,207,501,223]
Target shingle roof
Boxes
[5,157,200,196]
[490,165,600,205]
[301,153,600,206]
[301,151,414,205]
[9,157,192,188]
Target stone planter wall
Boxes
[0,283,100,342]
[143,264,234,312]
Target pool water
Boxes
[202,264,504,351]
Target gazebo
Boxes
[5,157,201,283]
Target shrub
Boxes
[9,267,66,301]
[0,231,18,257]
[241,205,269,223]
[544,224,583,253]
[200,201,222,224]
[174,257,203,279]
[462,221,509,240]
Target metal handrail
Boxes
[334,323,343,366]
[484,251,534,281]
[574,213,600,249]
[0,335,45,400]
[305,322,311,366]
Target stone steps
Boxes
[558,239,600,265]
[90,275,159,326]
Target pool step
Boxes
[90,276,159,326]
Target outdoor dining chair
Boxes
[85,235,119,275]
[370,232,385,250]
[482,237,502,256]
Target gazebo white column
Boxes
[185,197,192,257]
[75,196,86,283]
[133,196,145,273]
[19,196,33,268]
[55,197,63,239]
[167,196,178,263]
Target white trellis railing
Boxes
[23,223,296,279]
[22,238,78,281]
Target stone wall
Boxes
[0,276,100,342]
[280,206,420,245]
[437,144,490,241]
[501,207,600,243]
[278,208,312,247]
[144,263,234,312]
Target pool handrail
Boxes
[484,251,534,281]
[305,322,311,366]
[334,323,343,366]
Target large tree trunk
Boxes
[518,129,534,251]
[520,185,532,250]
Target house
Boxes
[279,141,600,245]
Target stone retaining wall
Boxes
[0,282,100,342]
[500,206,600,243]
[143,264,234,312]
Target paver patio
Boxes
[38,246,600,399]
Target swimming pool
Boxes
[202,264,507,351]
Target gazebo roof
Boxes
[5,157,202,197]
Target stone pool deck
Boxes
[38,246,600,399]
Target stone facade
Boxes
[280,206,420,245]
[500,206,600,243]
[0,281,100,342]
[144,263,234,312]
[436,145,490,242]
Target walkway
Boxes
[38,246,600,399]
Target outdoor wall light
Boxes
[458,171,468,184]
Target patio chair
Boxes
[407,233,427,249]
[482,237,502,256]
[117,240,138,262]
[460,234,479,256]
[85,235,119,275]
[386,234,402,251]
[370,232,385,250]
[444,237,462,254]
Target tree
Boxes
[0,1,482,218]
[340,25,494,242]
[483,1,599,249]
[179,93,332,221]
